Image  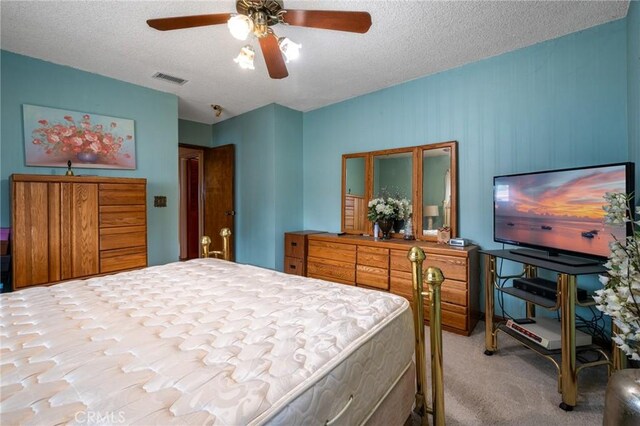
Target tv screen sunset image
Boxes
[494,165,628,258]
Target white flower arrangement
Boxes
[367,197,397,222]
[395,198,412,221]
[367,197,412,222]
[593,192,640,360]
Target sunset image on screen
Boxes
[494,165,628,258]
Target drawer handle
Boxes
[291,242,298,247]
[325,395,353,425]
[289,264,296,269]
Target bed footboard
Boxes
[201,228,232,261]
[408,246,445,426]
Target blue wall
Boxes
[0,51,180,266]
[212,104,303,270]
[179,119,212,147]
[629,1,640,191]
[302,19,629,317]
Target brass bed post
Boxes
[408,247,446,426]
[201,228,232,260]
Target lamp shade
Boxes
[228,14,254,40]
[279,37,301,62]
[234,45,255,70]
[424,205,439,217]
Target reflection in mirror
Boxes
[343,157,367,232]
[373,152,413,201]
[373,151,413,234]
[422,148,451,236]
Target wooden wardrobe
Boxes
[11,174,148,289]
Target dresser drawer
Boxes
[308,240,356,263]
[99,205,146,228]
[390,249,412,272]
[356,264,389,290]
[390,270,468,307]
[100,225,146,250]
[426,254,468,281]
[308,256,355,284]
[99,183,146,205]
[285,233,305,259]
[100,246,147,273]
[284,256,304,276]
[425,302,468,332]
[357,245,389,268]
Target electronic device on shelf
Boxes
[493,162,635,266]
[512,277,587,302]
[448,238,469,247]
[505,317,592,350]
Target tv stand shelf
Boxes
[481,249,622,412]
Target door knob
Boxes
[225,210,236,216]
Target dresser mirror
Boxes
[421,143,457,239]
[341,154,370,234]
[341,141,458,240]
[373,150,413,201]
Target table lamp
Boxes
[424,205,439,230]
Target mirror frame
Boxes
[341,153,372,235]
[416,141,458,241]
[341,141,458,241]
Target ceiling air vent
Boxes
[152,72,188,85]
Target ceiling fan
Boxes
[147,0,372,79]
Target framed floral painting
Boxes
[23,104,136,169]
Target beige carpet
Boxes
[421,321,608,425]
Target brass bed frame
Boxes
[202,232,445,425]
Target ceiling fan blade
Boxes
[147,13,232,31]
[282,10,371,33]
[259,36,288,79]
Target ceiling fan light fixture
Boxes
[234,45,255,70]
[227,14,253,40]
[278,37,301,62]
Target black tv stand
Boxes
[509,249,601,267]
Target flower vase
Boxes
[378,219,394,240]
[77,152,98,163]
[603,368,640,424]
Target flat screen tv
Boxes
[493,162,635,266]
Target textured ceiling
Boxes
[1,1,629,124]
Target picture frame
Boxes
[23,104,136,170]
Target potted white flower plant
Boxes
[367,197,397,239]
[594,192,640,360]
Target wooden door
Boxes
[61,183,99,279]
[12,181,54,287]
[203,144,235,259]
[186,158,200,259]
[179,146,204,260]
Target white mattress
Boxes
[1,258,414,425]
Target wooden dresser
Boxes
[11,174,148,289]
[306,233,479,336]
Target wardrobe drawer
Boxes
[100,226,146,250]
[285,233,305,259]
[284,256,304,276]
[100,247,147,273]
[99,205,146,227]
[99,184,146,205]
